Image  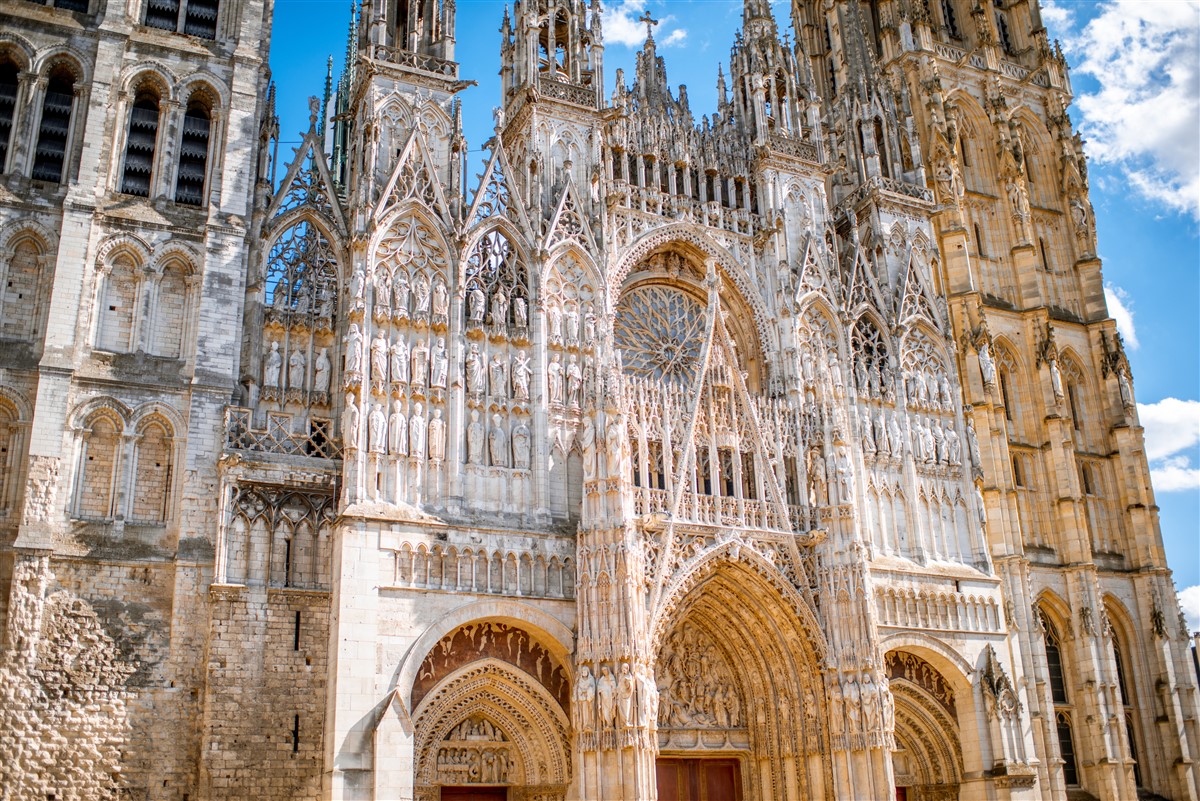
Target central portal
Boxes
[656,758,742,801]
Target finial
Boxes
[638,9,659,41]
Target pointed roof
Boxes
[544,177,596,253]
[464,139,535,239]
[374,128,453,224]
[265,105,347,235]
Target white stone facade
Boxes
[0,0,1197,800]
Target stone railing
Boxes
[370,45,458,78]
[385,541,575,600]
[609,180,761,237]
[633,486,815,534]
[223,407,342,460]
[875,585,1004,633]
[767,133,821,164]
[537,76,596,108]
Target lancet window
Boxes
[120,86,161,197]
[33,65,77,183]
[221,484,334,589]
[1,236,44,341]
[175,97,212,206]
[74,412,121,520]
[0,58,18,170]
[463,229,527,331]
[0,399,21,516]
[850,316,892,403]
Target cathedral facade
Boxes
[0,0,1197,799]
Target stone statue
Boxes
[574,665,596,732]
[490,288,509,326]
[566,353,582,407]
[288,348,305,390]
[374,268,390,309]
[392,270,409,314]
[467,410,485,464]
[428,408,446,461]
[946,426,962,465]
[431,337,448,388]
[606,413,627,479]
[411,338,429,386]
[410,402,427,458]
[489,351,509,397]
[1049,357,1064,401]
[468,285,486,323]
[388,401,408,455]
[368,403,387,453]
[513,296,528,328]
[829,351,844,397]
[547,353,564,405]
[412,273,430,315]
[547,300,563,342]
[888,414,904,457]
[314,347,331,393]
[873,412,889,457]
[966,418,982,474]
[978,339,996,387]
[1118,368,1134,408]
[617,662,636,726]
[834,446,853,503]
[466,344,486,394]
[264,341,282,387]
[344,394,360,450]
[371,331,388,383]
[489,414,508,467]
[580,417,596,481]
[583,303,596,343]
[512,351,532,400]
[512,422,530,469]
[564,302,579,345]
[637,664,659,729]
[390,336,409,384]
[350,267,365,302]
[432,277,449,317]
[597,666,617,726]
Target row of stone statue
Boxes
[572,662,659,733]
[346,324,449,391]
[263,341,333,394]
[465,343,533,400]
[545,298,597,346]
[860,409,966,467]
[827,672,896,738]
[465,410,532,470]
[352,265,450,320]
[345,395,447,461]
[466,283,529,328]
[547,352,593,407]
[434,746,509,784]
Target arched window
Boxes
[1043,614,1069,703]
[144,0,181,31]
[76,413,120,520]
[2,237,43,341]
[120,88,161,197]
[98,254,140,352]
[130,418,172,523]
[144,0,219,38]
[1056,712,1079,785]
[1042,612,1080,783]
[995,11,1013,54]
[152,259,190,357]
[462,229,528,330]
[0,58,18,171]
[32,66,76,183]
[175,99,211,205]
[0,399,19,515]
[941,0,961,39]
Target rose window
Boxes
[614,286,706,384]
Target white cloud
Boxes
[1039,0,1073,31]
[1103,283,1139,349]
[1063,1,1200,220]
[1138,398,1200,493]
[1179,585,1200,632]
[601,0,687,49]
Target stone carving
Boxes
[490,351,509,397]
[410,402,427,458]
[548,354,564,405]
[513,351,532,400]
[345,323,363,375]
[656,625,743,729]
[467,344,486,395]
[288,348,305,390]
[467,410,485,464]
[431,337,448,388]
[314,347,331,393]
[389,401,408,455]
[368,403,387,453]
[264,341,282,388]
[344,394,361,450]
[512,423,531,469]
[371,331,389,385]
[412,338,429,386]
[489,414,508,467]
[468,285,486,323]
[428,409,446,461]
[391,336,410,384]
[432,277,449,317]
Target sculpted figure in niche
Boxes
[966,417,982,471]
[946,425,962,465]
[392,270,409,315]
[617,663,636,726]
[432,277,449,317]
[868,361,881,399]
[597,665,617,726]
[428,408,446,461]
[389,401,408,455]
[411,338,429,386]
[468,285,486,323]
[371,331,389,383]
[829,351,844,397]
[548,353,564,405]
[410,402,427,458]
[889,414,904,458]
[264,341,282,387]
[314,347,331,393]
[489,414,508,467]
[513,295,528,328]
[978,340,996,387]
[350,267,365,302]
[807,446,827,505]
[288,348,306,390]
[344,394,360,449]
[431,337,448,388]
[548,300,563,343]
[512,422,530,469]
[574,665,597,731]
[829,678,845,737]
[390,336,409,384]
[862,673,881,731]
[932,418,947,464]
[583,303,596,342]
[490,288,509,326]
[564,301,579,345]
[467,410,485,464]
[938,372,953,408]
[873,411,889,457]
[854,358,868,394]
[566,353,582,407]
[1049,357,1064,401]
[374,268,390,309]
[466,344,486,394]
[580,417,597,480]
[368,403,387,453]
[490,351,509,397]
[412,273,431,315]
[845,677,862,734]
[606,414,627,479]
[1118,368,1134,408]
[512,351,531,400]
[637,664,659,728]
[861,410,876,455]
[834,446,853,503]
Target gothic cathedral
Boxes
[0,0,1196,799]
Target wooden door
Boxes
[656,758,742,801]
[439,788,508,801]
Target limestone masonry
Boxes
[0,0,1197,798]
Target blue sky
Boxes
[269,0,1199,618]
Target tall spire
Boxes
[319,55,334,145]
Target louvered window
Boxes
[121,96,160,197]
[175,104,211,206]
[0,62,17,171]
[30,0,90,11]
[184,0,219,39]
[144,0,180,31]
[32,72,74,183]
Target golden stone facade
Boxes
[0,0,1197,799]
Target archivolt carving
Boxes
[413,659,571,788]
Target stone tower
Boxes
[0,0,1197,799]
